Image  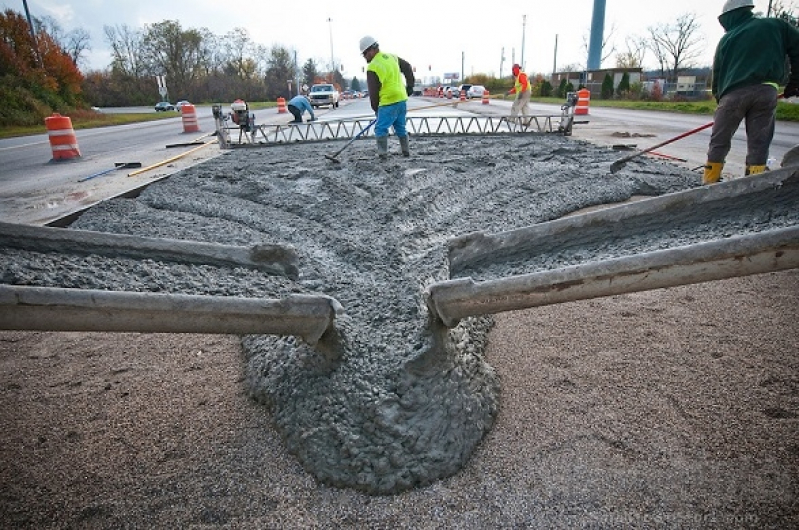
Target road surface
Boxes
[1,97,796,225]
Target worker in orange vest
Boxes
[507,63,531,119]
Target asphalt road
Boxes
[1,98,796,226]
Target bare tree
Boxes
[581,22,617,68]
[647,13,704,82]
[615,35,647,69]
[769,0,798,18]
[34,15,91,67]
[104,24,143,76]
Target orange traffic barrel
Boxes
[45,114,81,161]
[482,90,490,105]
[459,90,466,102]
[277,97,287,113]
[181,103,200,133]
[575,88,591,115]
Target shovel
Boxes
[609,121,713,173]
[324,119,377,163]
[78,162,142,182]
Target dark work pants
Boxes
[707,84,778,166]
[287,104,302,123]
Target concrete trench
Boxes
[2,133,794,494]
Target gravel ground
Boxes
[1,134,797,528]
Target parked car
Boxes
[155,101,175,111]
[467,85,486,99]
[175,100,191,110]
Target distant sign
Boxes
[443,72,460,81]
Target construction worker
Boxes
[359,35,415,159]
[507,63,531,119]
[287,94,316,124]
[703,0,799,184]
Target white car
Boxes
[467,85,486,99]
[175,100,191,110]
[308,84,340,109]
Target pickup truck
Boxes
[308,84,340,109]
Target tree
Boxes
[140,20,205,98]
[104,24,144,77]
[600,73,614,99]
[647,13,703,82]
[0,9,84,125]
[35,15,91,68]
[263,45,295,100]
[616,36,647,68]
[581,22,617,68]
[351,77,361,92]
[301,58,319,90]
[616,72,631,97]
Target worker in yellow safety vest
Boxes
[360,35,415,159]
[507,63,531,119]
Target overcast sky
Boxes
[2,0,778,81]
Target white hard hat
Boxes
[359,35,378,54]
[721,0,754,15]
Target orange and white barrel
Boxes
[181,103,200,133]
[575,88,591,115]
[459,90,466,102]
[277,97,287,113]
[45,114,81,161]
[482,90,489,105]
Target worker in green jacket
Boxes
[704,0,799,184]
[360,35,415,159]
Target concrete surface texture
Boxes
[0,133,797,527]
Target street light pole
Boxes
[327,18,335,83]
[521,14,526,71]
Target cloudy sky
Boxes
[2,0,778,81]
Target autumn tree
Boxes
[0,9,84,125]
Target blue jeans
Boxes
[707,84,778,166]
[374,101,407,138]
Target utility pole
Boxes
[553,34,558,76]
[327,18,335,83]
[500,47,505,79]
[294,50,300,96]
[461,51,464,83]
[21,0,40,66]
[520,15,527,71]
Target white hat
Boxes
[721,0,754,15]
[359,35,378,54]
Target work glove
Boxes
[406,85,413,97]
[783,82,799,99]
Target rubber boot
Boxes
[399,136,410,157]
[376,136,388,159]
[745,165,767,176]
[702,162,723,185]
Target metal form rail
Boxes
[426,167,799,327]
[0,284,340,346]
[216,114,575,148]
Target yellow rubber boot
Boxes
[702,162,723,185]
[745,165,767,176]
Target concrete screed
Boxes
[2,133,795,495]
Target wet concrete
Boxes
[0,133,764,494]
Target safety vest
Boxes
[367,52,408,107]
